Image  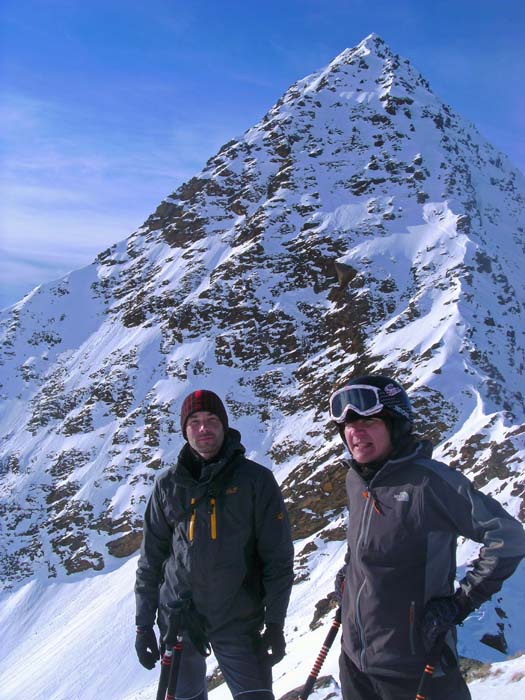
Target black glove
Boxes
[261,623,286,665]
[421,590,474,653]
[135,625,160,669]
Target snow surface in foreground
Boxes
[0,553,524,700]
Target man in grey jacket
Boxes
[135,389,294,700]
[330,374,525,700]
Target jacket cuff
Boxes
[453,588,476,622]
[135,614,156,627]
[264,616,285,628]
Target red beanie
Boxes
[180,390,229,439]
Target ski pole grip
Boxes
[164,598,189,647]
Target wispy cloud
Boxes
[0,201,143,309]
[0,247,91,310]
[0,89,241,308]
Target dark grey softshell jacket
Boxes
[135,429,294,635]
[341,440,525,678]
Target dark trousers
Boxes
[172,630,273,700]
[339,650,471,700]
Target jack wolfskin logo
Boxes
[225,486,239,495]
[394,491,409,502]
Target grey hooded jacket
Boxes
[341,439,525,678]
[135,428,294,635]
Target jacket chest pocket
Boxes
[188,496,218,542]
[359,488,424,564]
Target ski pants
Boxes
[171,628,273,700]
[339,650,472,700]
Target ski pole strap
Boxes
[415,634,446,700]
[300,607,342,700]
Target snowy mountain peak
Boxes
[1,35,525,698]
[286,32,430,110]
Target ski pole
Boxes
[158,598,188,700]
[156,646,173,700]
[415,634,446,700]
[299,607,342,700]
[165,634,183,700]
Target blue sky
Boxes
[1,0,524,308]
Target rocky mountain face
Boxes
[1,33,525,655]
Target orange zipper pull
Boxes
[189,497,196,541]
[209,497,217,540]
[362,490,382,515]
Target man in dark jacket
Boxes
[330,374,525,700]
[135,389,294,700]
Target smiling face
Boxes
[344,415,393,464]
[185,411,225,461]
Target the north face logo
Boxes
[394,491,409,502]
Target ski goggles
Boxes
[329,385,384,423]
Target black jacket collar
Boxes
[174,428,245,486]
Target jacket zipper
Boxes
[356,493,372,551]
[362,490,383,515]
[355,488,385,669]
[355,494,372,670]
[358,490,379,549]
[189,495,218,541]
[356,579,368,670]
[188,497,196,541]
[209,497,217,540]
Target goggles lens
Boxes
[329,385,384,422]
